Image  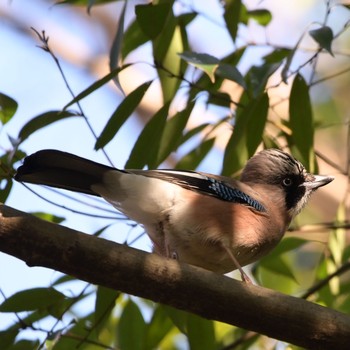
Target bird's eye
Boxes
[282,177,293,187]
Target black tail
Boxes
[14,150,115,196]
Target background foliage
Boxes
[0,0,349,349]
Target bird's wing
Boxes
[131,169,266,212]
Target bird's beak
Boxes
[304,174,334,190]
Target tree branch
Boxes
[1,204,350,349]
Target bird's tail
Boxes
[14,150,115,196]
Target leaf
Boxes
[31,212,65,224]
[216,63,246,89]
[223,0,242,43]
[95,80,152,150]
[309,26,334,56]
[222,92,269,175]
[121,19,149,60]
[9,339,41,350]
[289,73,314,171]
[0,288,66,312]
[144,305,174,350]
[175,138,216,170]
[17,110,78,142]
[186,313,216,350]
[246,9,272,26]
[156,103,194,165]
[0,93,18,124]
[263,48,291,64]
[0,179,12,203]
[258,255,298,282]
[63,64,131,110]
[94,286,119,336]
[125,102,170,169]
[118,299,146,350]
[0,330,18,349]
[135,3,172,39]
[179,52,219,83]
[109,1,127,94]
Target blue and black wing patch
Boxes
[142,170,266,212]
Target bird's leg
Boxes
[222,245,252,283]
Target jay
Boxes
[15,148,334,281]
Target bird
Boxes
[14,148,334,282]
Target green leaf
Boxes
[309,26,334,56]
[144,305,174,350]
[289,73,314,171]
[263,48,291,64]
[0,93,18,124]
[0,288,66,312]
[31,212,65,224]
[63,64,131,110]
[260,237,307,261]
[175,138,215,169]
[125,102,170,169]
[17,110,78,142]
[259,255,297,282]
[223,0,242,43]
[135,3,172,39]
[246,9,272,26]
[121,19,149,60]
[186,314,216,350]
[109,1,127,94]
[95,80,152,150]
[118,299,146,350]
[216,63,246,89]
[222,92,269,175]
[179,52,219,83]
[162,305,187,334]
[94,286,119,337]
[156,103,194,165]
[10,339,40,350]
[0,330,18,349]
[0,179,12,203]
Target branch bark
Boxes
[1,203,349,349]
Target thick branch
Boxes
[1,204,349,349]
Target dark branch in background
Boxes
[1,204,350,349]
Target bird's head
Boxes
[241,149,334,218]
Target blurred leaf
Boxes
[281,35,304,83]
[289,73,314,171]
[144,305,174,350]
[246,9,272,26]
[0,93,18,124]
[51,274,77,286]
[216,63,246,89]
[175,138,215,169]
[125,102,170,169]
[309,26,334,56]
[56,0,114,7]
[121,19,149,60]
[0,330,18,349]
[7,339,40,350]
[246,63,280,98]
[181,123,210,144]
[186,313,216,350]
[94,286,119,337]
[0,288,66,312]
[31,212,65,224]
[118,299,146,350]
[263,48,291,64]
[63,64,131,110]
[0,179,12,203]
[95,80,152,150]
[222,92,269,175]
[18,110,78,142]
[135,3,172,39]
[259,255,298,282]
[162,305,187,334]
[109,1,127,94]
[207,92,232,108]
[179,52,219,83]
[263,237,307,258]
[156,103,194,165]
[223,0,242,43]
